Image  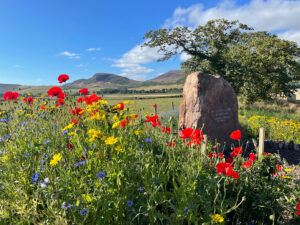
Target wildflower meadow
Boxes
[0,74,299,224]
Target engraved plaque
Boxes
[211,107,232,123]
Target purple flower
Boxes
[145,138,153,143]
[97,171,106,179]
[44,139,50,144]
[62,130,69,134]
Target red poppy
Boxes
[72,118,78,125]
[57,92,66,99]
[134,114,138,118]
[241,161,252,168]
[69,107,85,116]
[296,203,300,211]
[276,164,282,172]
[218,153,224,158]
[24,97,34,105]
[40,105,46,110]
[116,102,124,110]
[67,143,74,150]
[146,115,158,123]
[248,153,256,163]
[58,74,69,83]
[79,88,89,95]
[230,130,242,140]
[83,93,102,105]
[168,142,176,147]
[225,157,235,166]
[230,147,243,158]
[208,152,218,158]
[152,104,157,108]
[296,211,300,215]
[180,128,194,139]
[47,87,63,98]
[216,162,239,179]
[161,126,171,133]
[3,91,19,101]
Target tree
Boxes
[143,19,300,102]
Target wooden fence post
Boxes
[258,127,265,160]
[171,102,174,111]
[154,104,157,116]
[201,135,207,155]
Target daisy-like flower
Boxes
[105,136,118,145]
[50,153,62,166]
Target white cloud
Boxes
[164,0,300,45]
[112,44,162,80]
[86,47,101,51]
[58,51,80,59]
[179,52,192,61]
[14,65,20,68]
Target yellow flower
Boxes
[284,169,292,172]
[62,123,74,132]
[0,111,6,116]
[134,130,144,135]
[87,129,105,142]
[112,121,120,128]
[105,136,118,145]
[82,194,92,202]
[211,214,224,223]
[41,94,46,98]
[50,153,62,166]
[67,132,77,136]
[282,176,291,179]
[76,200,80,207]
[115,146,123,152]
[27,93,32,96]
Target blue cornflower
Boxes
[40,166,46,171]
[40,159,45,164]
[97,171,106,179]
[145,138,153,143]
[54,123,58,127]
[6,134,11,139]
[84,147,91,152]
[23,153,30,157]
[32,173,40,183]
[183,207,190,214]
[126,200,133,207]
[0,119,6,123]
[44,139,50,144]
[44,154,49,158]
[62,130,69,134]
[17,108,22,110]
[137,186,144,191]
[22,122,28,125]
[79,160,86,165]
[138,144,143,148]
[1,185,4,189]
[80,208,88,215]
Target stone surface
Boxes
[178,72,244,149]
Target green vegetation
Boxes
[0,94,299,224]
[143,19,300,103]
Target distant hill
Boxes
[0,70,185,95]
[65,73,141,88]
[148,70,183,83]
[0,83,22,94]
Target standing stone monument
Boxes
[178,72,244,150]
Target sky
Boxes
[0,0,299,85]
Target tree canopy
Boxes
[143,19,300,102]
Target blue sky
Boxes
[0,0,299,85]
